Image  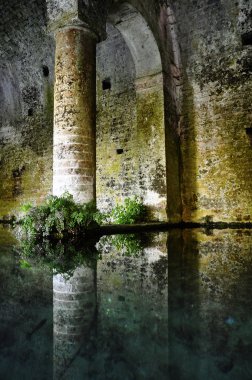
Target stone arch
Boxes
[96,2,167,220]
[49,0,182,222]
[107,3,162,79]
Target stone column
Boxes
[53,26,97,203]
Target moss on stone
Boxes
[0,143,52,218]
[181,79,252,223]
[44,82,54,124]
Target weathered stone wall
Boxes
[96,4,171,221]
[96,23,138,211]
[0,0,54,218]
[107,1,183,221]
[0,0,251,222]
[172,0,252,222]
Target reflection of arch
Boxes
[96,3,167,220]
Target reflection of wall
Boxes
[168,228,252,379]
[53,266,96,379]
[95,232,168,378]
[197,229,252,298]
[0,226,53,379]
[198,229,252,378]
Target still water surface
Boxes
[0,226,251,379]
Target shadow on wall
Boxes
[0,63,21,124]
[180,79,198,222]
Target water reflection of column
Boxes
[53,265,96,379]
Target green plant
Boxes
[93,209,109,225]
[19,258,32,269]
[20,203,33,213]
[19,194,147,239]
[109,197,146,225]
[97,233,146,257]
[110,234,143,256]
[19,192,99,237]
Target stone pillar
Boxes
[53,27,97,203]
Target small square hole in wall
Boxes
[102,78,111,90]
[28,108,33,116]
[246,127,252,144]
[116,148,124,155]
[241,31,252,46]
[42,65,49,77]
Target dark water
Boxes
[0,226,252,379]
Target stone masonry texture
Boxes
[0,0,55,217]
[53,27,96,203]
[0,0,251,222]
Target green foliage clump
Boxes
[19,194,147,240]
[106,197,146,225]
[16,194,148,276]
[19,192,99,237]
[19,258,32,269]
[97,232,147,257]
[109,234,143,256]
